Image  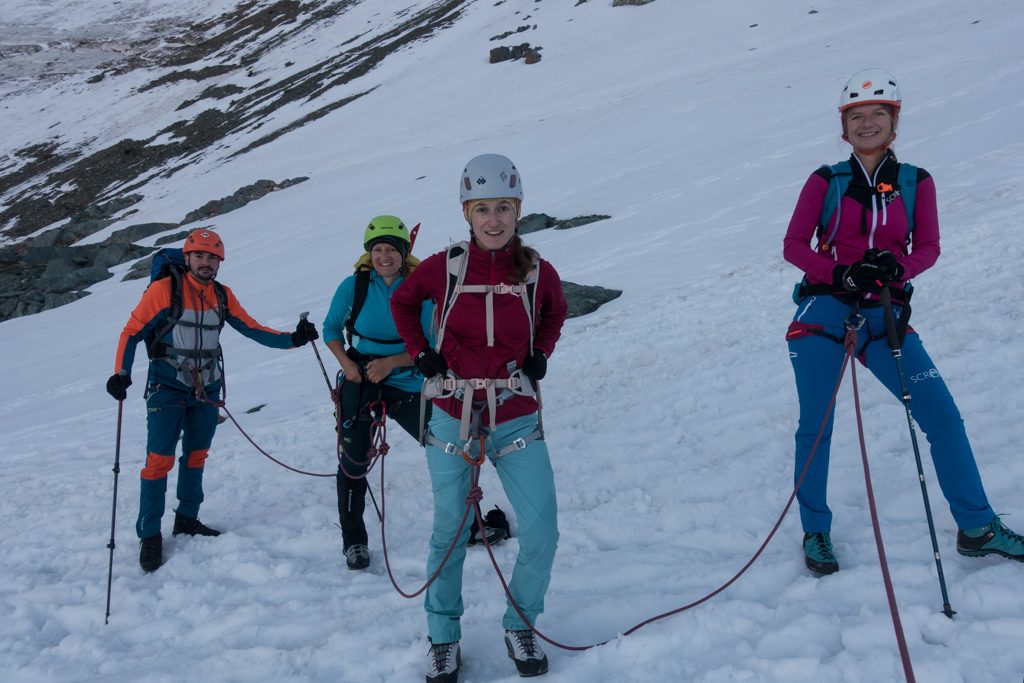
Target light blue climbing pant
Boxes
[423,411,558,644]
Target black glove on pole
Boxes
[415,349,448,378]
[292,315,319,347]
[521,350,547,381]
[106,373,131,401]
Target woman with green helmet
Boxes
[321,215,433,570]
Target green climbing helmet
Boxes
[363,215,411,257]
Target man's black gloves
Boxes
[521,350,547,381]
[833,249,904,292]
[291,318,319,347]
[415,349,448,378]
[106,373,132,401]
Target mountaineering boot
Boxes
[504,629,549,677]
[344,544,370,571]
[803,532,839,575]
[139,534,163,572]
[425,639,460,683]
[172,512,221,537]
[957,516,1024,561]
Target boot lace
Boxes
[993,517,1024,544]
[807,533,834,559]
[430,642,454,674]
[511,630,538,658]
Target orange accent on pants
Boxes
[141,452,175,480]
[186,449,209,468]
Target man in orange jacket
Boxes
[107,228,318,572]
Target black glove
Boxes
[521,350,547,381]
[106,373,132,401]
[864,248,904,282]
[833,260,885,292]
[415,349,448,378]
[291,318,319,346]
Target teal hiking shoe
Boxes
[803,532,839,575]
[957,516,1024,562]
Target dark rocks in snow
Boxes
[518,213,611,234]
[180,177,308,224]
[0,178,307,322]
[177,84,246,110]
[1,1,475,244]
[562,281,622,319]
[489,43,542,64]
[612,0,657,6]
[490,25,532,41]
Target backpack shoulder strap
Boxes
[522,255,540,350]
[212,281,228,330]
[345,269,372,346]
[152,268,184,341]
[434,242,470,352]
[897,163,918,238]
[818,161,853,247]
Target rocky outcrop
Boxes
[0,178,306,322]
[489,43,542,64]
[518,213,611,234]
[562,281,622,319]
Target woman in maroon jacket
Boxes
[390,154,567,683]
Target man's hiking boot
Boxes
[344,544,370,570]
[957,516,1024,561]
[504,629,549,677]
[426,639,460,683]
[139,534,162,572]
[172,512,221,537]
[803,532,839,575]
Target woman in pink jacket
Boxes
[390,154,567,683]
[783,68,1023,576]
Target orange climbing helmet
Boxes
[183,228,225,260]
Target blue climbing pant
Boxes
[137,384,220,538]
[788,295,993,533]
[423,411,558,644]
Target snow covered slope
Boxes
[1,1,1023,681]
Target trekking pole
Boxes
[104,400,124,625]
[300,311,333,394]
[879,287,955,619]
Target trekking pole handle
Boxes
[299,311,309,322]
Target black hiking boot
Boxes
[803,532,839,575]
[504,629,549,677]
[172,512,221,537]
[426,639,460,683]
[344,544,370,570]
[468,506,511,547]
[139,534,163,572]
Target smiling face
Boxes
[186,250,221,283]
[468,198,518,251]
[369,241,403,281]
[843,103,896,155]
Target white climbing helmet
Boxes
[459,153,523,204]
[838,68,902,112]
